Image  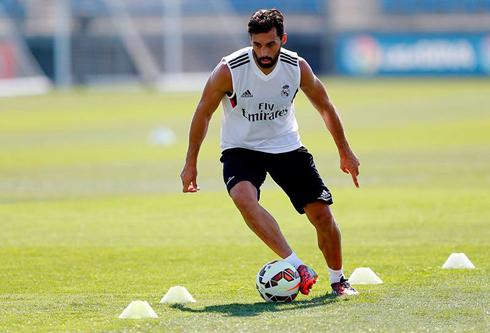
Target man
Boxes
[181,9,360,296]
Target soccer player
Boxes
[181,9,360,296]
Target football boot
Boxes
[297,265,318,295]
[331,276,359,296]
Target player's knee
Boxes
[231,193,257,212]
[230,183,258,211]
[307,205,336,231]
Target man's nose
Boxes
[258,50,270,58]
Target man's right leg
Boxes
[221,149,317,295]
[229,181,292,259]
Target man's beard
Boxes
[253,50,280,69]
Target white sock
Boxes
[284,252,304,269]
[328,266,344,285]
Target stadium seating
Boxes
[69,0,325,17]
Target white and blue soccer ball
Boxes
[256,260,301,303]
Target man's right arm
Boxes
[180,61,232,193]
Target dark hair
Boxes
[248,9,284,39]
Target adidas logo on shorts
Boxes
[226,176,235,185]
[241,90,253,98]
[318,190,332,201]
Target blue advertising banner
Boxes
[337,33,490,76]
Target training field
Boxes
[1,78,489,332]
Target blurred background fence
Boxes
[1,0,490,95]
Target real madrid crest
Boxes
[281,84,290,98]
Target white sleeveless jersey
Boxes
[220,47,302,154]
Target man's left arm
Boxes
[299,58,360,188]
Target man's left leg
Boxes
[304,201,359,296]
[267,147,359,296]
[303,201,342,270]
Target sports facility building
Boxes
[1,0,490,94]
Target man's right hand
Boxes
[180,164,200,193]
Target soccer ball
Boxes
[256,260,301,303]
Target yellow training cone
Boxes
[160,286,196,304]
[348,267,383,284]
[442,253,475,269]
[118,301,158,319]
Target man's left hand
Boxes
[340,151,360,188]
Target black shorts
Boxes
[220,146,333,214]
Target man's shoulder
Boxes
[279,48,300,68]
[210,61,232,91]
[222,47,251,67]
[280,47,299,59]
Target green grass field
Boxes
[1,78,489,332]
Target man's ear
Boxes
[281,33,288,45]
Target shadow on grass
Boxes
[170,294,338,317]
